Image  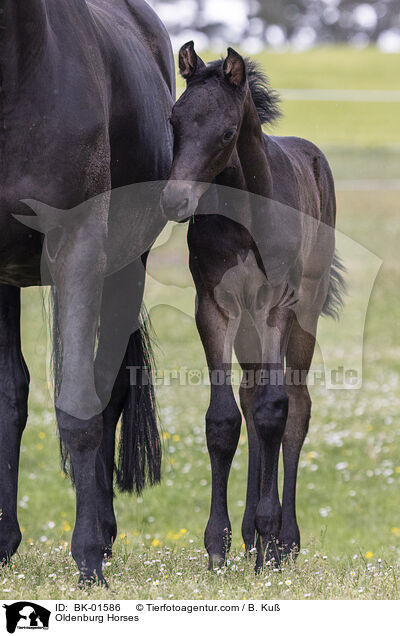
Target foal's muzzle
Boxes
[161,183,194,221]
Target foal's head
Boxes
[161,41,280,220]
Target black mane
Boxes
[193,58,281,126]
[245,59,281,125]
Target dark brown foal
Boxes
[161,42,344,569]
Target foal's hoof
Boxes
[255,537,281,573]
[279,539,300,562]
[205,522,231,570]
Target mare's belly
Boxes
[0,208,43,287]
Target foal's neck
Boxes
[217,90,273,200]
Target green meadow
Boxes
[2,47,400,599]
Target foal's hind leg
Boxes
[253,306,294,571]
[239,381,260,552]
[196,292,241,569]
[234,316,261,553]
[279,318,316,559]
[0,286,29,563]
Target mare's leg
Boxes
[279,318,316,558]
[234,316,261,553]
[196,292,241,569]
[94,260,146,557]
[0,286,29,562]
[50,204,108,584]
[253,306,293,570]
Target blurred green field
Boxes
[3,47,400,599]
[177,46,400,147]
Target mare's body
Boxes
[0,0,174,584]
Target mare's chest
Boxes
[188,214,292,318]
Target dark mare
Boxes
[0,0,174,584]
[162,43,344,570]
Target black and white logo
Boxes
[3,603,50,633]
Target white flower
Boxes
[319,507,331,518]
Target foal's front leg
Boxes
[196,293,241,569]
[280,318,316,559]
[253,307,293,570]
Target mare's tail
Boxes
[321,250,346,319]
[50,288,161,494]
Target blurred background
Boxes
[148,0,400,53]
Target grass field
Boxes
[2,47,400,600]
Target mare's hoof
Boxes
[243,544,257,559]
[103,545,113,559]
[0,532,22,566]
[208,554,226,571]
[78,572,108,588]
[0,552,12,567]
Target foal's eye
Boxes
[223,129,236,142]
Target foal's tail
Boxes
[321,250,346,319]
[50,289,161,494]
[116,311,161,494]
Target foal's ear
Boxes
[223,47,246,87]
[178,41,205,80]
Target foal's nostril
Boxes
[179,198,189,214]
[162,193,190,220]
